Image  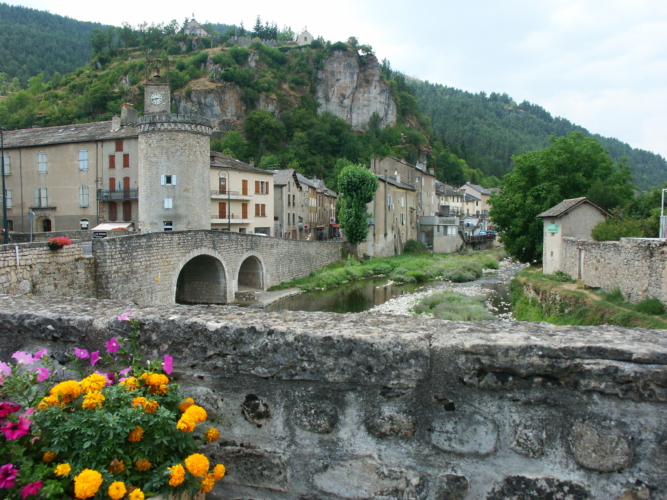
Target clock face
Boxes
[151,93,163,105]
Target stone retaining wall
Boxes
[0,296,665,500]
[10,230,95,244]
[562,237,667,302]
[0,242,95,297]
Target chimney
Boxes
[121,104,138,126]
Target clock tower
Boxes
[144,82,171,114]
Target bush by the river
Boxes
[411,290,495,321]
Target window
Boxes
[38,152,47,173]
[123,201,132,221]
[254,204,266,217]
[34,188,48,207]
[255,180,269,194]
[2,155,10,175]
[163,221,173,232]
[109,155,116,169]
[109,202,118,221]
[115,140,123,152]
[79,185,89,207]
[123,177,130,190]
[123,154,130,168]
[109,177,116,191]
[255,203,260,216]
[255,180,260,194]
[164,198,173,209]
[241,203,248,219]
[42,219,52,232]
[219,177,226,194]
[5,189,12,209]
[387,195,392,207]
[80,219,89,230]
[242,179,249,195]
[401,213,405,225]
[401,197,405,208]
[78,150,89,171]
[218,202,227,219]
[6,220,13,231]
[161,175,177,186]
[292,194,295,206]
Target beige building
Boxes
[210,153,275,235]
[296,30,314,45]
[537,197,610,275]
[460,182,496,218]
[183,19,209,37]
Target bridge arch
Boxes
[237,252,266,290]
[175,249,230,304]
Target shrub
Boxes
[442,268,476,283]
[544,271,573,282]
[636,298,665,315]
[403,240,429,255]
[602,288,625,304]
[331,41,348,51]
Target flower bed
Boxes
[47,237,73,250]
[0,312,225,499]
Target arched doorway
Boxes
[36,217,52,232]
[176,255,226,304]
[238,256,263,289]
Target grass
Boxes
[268,250,504,292]
[411,290,495,321]
[510,266,667,329]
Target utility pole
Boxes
[0,126,8,244]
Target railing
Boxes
[464,233,497,242]
[210,213,249,220]
[210,190,241,196]
[97,189,138,200]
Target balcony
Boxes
[210,189,251,200]
[97,189,138,201]
[211,213,249,224]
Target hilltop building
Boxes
[296,29,314,46]
[183,18,208,37]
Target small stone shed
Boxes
[537,197,610,275]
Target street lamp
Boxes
[218,169,231,231]
[0,126,8,244]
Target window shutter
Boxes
[123,177,130,190]
[171,175,177,185]
[255,181,260,194]
[35,188,40,207]
[5,189,12,209]
[255,203,260,216]
[123,154,130,168]
[109,177,116,191]
[164,198,173,209]
[109,155,116,168]
[123,201,132,221]
[218,202,226,219]
[266,182,269,195]
[41,188,48,207]
[161,175,166,185]
[116,140,123,152]
[261,204,266,216]
[109,202,117,221]
[3,155,10,175]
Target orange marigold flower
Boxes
[205,427,220,443]
[213,464,226,481]
[127,425,144,442]
[200,472,216,493]
[178,398,195,412]
[82,392,105,409]
[38,395,60,410]
[42,451,57,463]
[143,400,159,414]
[80,373,107,393]
[108,481,127,500]
[152,383,169,395]
[184,453,209,477]
[139,372,149,380]
[120,377,140,391]
[73,469,103,499]
[131,397,147,408]
[184,405,207,423]
[128,488,144,500]
[108,459,125,475]
[176,414,196,433]
[167,464,186,487]
[146,373,169,387]
[54,463,71,476]
[50,380,83,401]
[135,458,151,472]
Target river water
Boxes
[265,260,525,318]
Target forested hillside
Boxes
[411,81,667,190]
[0,3,105,86]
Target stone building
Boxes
[296,29,314,46]
[183,18,208,37]
[210,153,275,235]
[460,182,495,218]
[537,197,610,275]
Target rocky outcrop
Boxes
[316,51,397,129]
[1,297,666,499]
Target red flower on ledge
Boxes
[47,237,72,246]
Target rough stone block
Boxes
[486,476,590,499]
[430,412,498,456]
[570,420,633,472]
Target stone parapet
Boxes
[0,298,664,499]
[137,114,212,135]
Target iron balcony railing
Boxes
[210,213,249,220]
[97,189,139,200]
[210,190,242,196]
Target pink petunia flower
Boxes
[105,337,120,354]
[34,368,50,382]
[119,366,132,376]
[163,355,173,375]
[90,351,100,366]
[21,480,42,499]
[11,352,34,365]
[0,362,11,385]
[117,310,132,322]
[33,349,47,360]
[0,403,21,420]
[0,463,18,488]
[74,348,89,359]
[1,416,31,440]
[96,371,115,385]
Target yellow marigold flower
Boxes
[135,458,151,472]
[213,464,226,481]
[139,372,149,380]
[205,427,220,443]
[128,488,144,500]
[167,464,186,486]
[152,383,169,395]
[73,469,103,499]
[176,414,196,433]
[38,395,60,410]
[80,373,107,393]
[127,425,144,442]
[200,472,216,493]
[184,453,210,477]
[54,463,71,476]
[143,400,159,414]
[108,459,125,474]
[146,373,169,387]
[50,380,83,401]
[131,397,147,408]
[120,377,140,391]
[184,405,207,423]
[82,392,105,410]
[179,398,195,412]
[42,451,57,463]
[108,481,127,500]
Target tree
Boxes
[337,164,378,249]
[489,132,634,263]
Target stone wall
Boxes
[562,237,667,302]
[10,230,95,243]
[0,297,665,500]
[0,242,95,297]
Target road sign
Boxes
[548,223,559,233]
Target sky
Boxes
[7,0,667,159]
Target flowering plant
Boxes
[47,237,73,246]
[0,312,225,499]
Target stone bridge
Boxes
[0,231,342,305]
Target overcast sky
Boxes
[7,0,667,159]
